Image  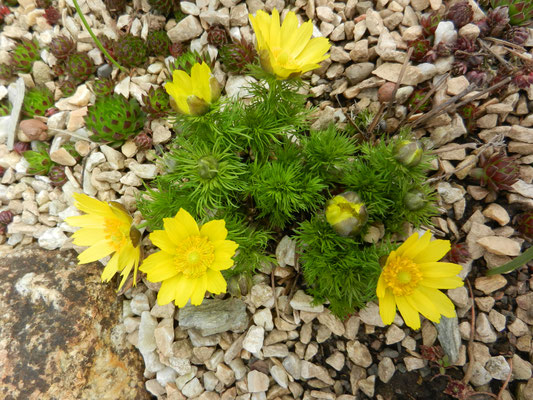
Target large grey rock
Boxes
[178,298,249,336]
[0,246,149,399]
[436,316,462,364]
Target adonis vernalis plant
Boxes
[164,62,221,116]
[140,209,238,307]
[377,231,464,330]
[249,9,331,79]
[65,193,142,290]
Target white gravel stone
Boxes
[243,325,265,354]
[434,21,457,46]
[129,162,158,179]
[168,16,203,42]
[253,308,274,331]
[486,356,511,380]
[38,227,67,250]
[181,377,204,397]
[138,311,158,354]
[378,357,395,383]
[270,365,288,388]
[247,370,269,393]
[130,293,150,315]
[346,340,372,367]
[156,367,178,387]
[470,361,492,386]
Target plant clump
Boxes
[84,93,146,147]
[92,78,115,97]
[65,52,95,81]
[146,30,171,56]
[207,25,229,48]
[470,151,520,192]
[44,6,60,25]
[114,34,148,68]
[49,35,76,60]
[10,38,40,73]
[148,0,178,15]
[141,86,170,119]
[23,86,55,117]
[219,38,259,73]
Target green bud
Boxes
[404,189,426,211]
[325,191,368,236]
[197,156,218,180]
[393,140,423,167]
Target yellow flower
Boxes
[164,62,221,115]
[325,192,368,236]
[249,8,331,79]
[377,231,464,330]
[65,193,141,290]
[140,209,238,307]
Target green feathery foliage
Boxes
[160,138,248,216]
[136,179,197,231]
[247,147,327,229]
[296,215,397,319]
[302,124,357,184]
[24,142,56,175]
[341,137,436,233]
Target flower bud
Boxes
[197,156,218,180]
[325,191,368,236]
[393,140,423,167]
[404,189,426,211]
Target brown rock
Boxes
[19,119,48,141]
[0,246,149,400]
[474,275,507,294]
[477,236,521,256]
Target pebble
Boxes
[97,64,113,78]
[378,357,395,383]
[167,16,203,42]
[242,325,264,354]
[477,236,521,256]
[270,365,288,388]
[474,275,507,294]
[470,361,492,386]
[486,356,511,380]
[67,84,91,107]
[129,162,158,180]
[476,313,498,343]
[290,290,323,313]
[247,370,269,393]
[138,311,158,354]
[346,340,372,368]
[37,227,67,250]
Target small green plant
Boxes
[49,35,76,60]
[11,38,40,73]
[115,34,148,68]
[489,0,533,25]
[141,87,170,119]
[23,86,55,117]
[65,52,95,81]
[148,0,177,15]
[247,149,326,229]
[24,142,55,175]
[219,38,259,74]
[146,30,171,57]
[173,50,213,75]
[296,215,395,318]
[84,94,146,147]
[92,79,115,97]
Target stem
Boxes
[486,245,533,275]
[71,0,126,73]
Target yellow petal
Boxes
[211,255,234,271]
[402,230,432,260]
[200,220,228,242]
[190,274,207,305]
[295,37,331,64]
[163,216,190,245]
[396,296,421,330]
[280,12,303,54]
[143,252,177,282]
[150,230,176,254]
[420,276,464,289]
[395,232,419,257]
[417,286,457,318]
[378,289,397,325]
[418,262,463,278]
[175,208,199,236]
[413,239,451,264]
[158,275,181,306]
[206,268,227,294]
[406,289,441,323]
[213,239,239,259]
[101,252,120,282]
[71,227,104,246]
[269,8,281,49]
[376,274,387,298]
[191,62,212,102]
[118,246,141,289]
[73,193,110,215]
[172,274,196,308]
[78,240,115,264]
[65,214,106,228]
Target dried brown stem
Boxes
[497,357,513,399]
[399,73,449,129]
[384,47,414,118]
[463,279,476,385]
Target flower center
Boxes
[174,235,215,278]
[104,219,129,251]
[382,255,422,297]
[271,47,299,69]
